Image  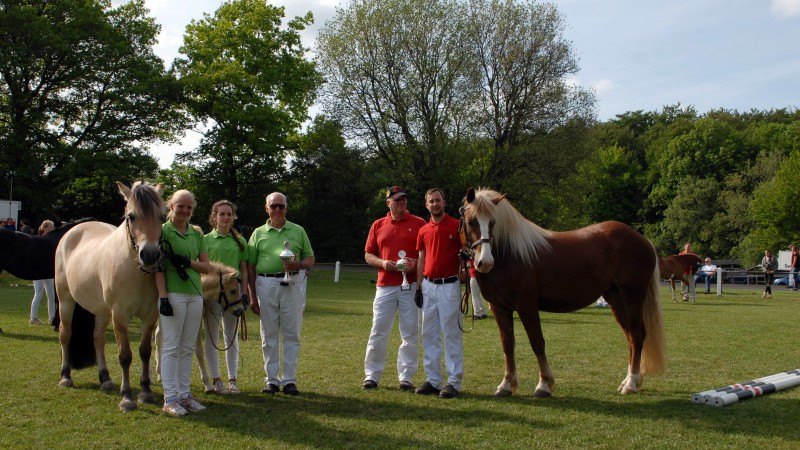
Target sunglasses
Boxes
[268,204,286,210]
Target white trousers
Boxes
[364,283,420,384]
[256,275,304,387]
[30,278,56,322]
[420,279,463,390]
[160,292,203,402]
[470,277,486,316]
[204,297,240,381]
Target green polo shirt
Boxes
[204,229,249,277]
[162,221,207,294]
[248,219,314,274]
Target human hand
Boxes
[241,294,249,308]
[159,297,173,316]
[250,297,260,316]
[414,290,423,308]
[458,248,471,261]
[170,254,191,269]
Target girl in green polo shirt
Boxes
[156,189,211,417]
[203,200,250,395]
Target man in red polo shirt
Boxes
[415,188,464,398]
[362,186,426,391]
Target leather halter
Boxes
[125,214,160,274]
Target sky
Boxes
[114,0,800,168]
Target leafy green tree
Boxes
[0,0,184,220]
[465,0,595,188]
[173,0,322,209]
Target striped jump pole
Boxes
[690,369,800,404]
[691,370,800,407]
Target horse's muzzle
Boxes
[139,245,161,267]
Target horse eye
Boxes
[229,289,238,295]
[127,213,136,221]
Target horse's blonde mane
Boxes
[127,181,165,230]
[470,188,552,265]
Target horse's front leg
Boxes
[197,310,213,393]
[110,313,137,412]
[491,304,518,397]
[519,310,554,398]
[137,310,158,405]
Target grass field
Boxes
[2,269,800,449]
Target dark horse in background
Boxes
[0,219,91,332]
[461,188,666,397]
[658,253,702,302]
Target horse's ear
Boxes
[466,188,476,204]
[116,181,131,200]
[492,193,507,205]
[155,183,165,196]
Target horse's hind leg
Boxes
[669,280,677,303]
[518,310,554,398]
[58,300,75,388]
[608,291,645,394]
[492,304,518,397]
[93,314,115,392]
[110,313,137,412]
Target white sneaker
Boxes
[213,379,229,394]
[228,380,240,394]
[162,401,188,417]
[179,395,206,412]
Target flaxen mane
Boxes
[468,188,552,266]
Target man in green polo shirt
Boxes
[248,192,314,396]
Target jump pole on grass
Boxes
[692,369,800,407]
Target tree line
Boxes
[1,0,798,266]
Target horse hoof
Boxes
[620,386,639,395]
[138,391,156,404]
[493,389,513,397]
[58,379,74,388]
[100,380,115,391]
[533,389,552,398]
[119,399,138,412]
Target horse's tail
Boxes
[68,303,97,370]
[641,250,667,375]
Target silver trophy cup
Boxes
[280,240,296,286]
[397,250,410,291]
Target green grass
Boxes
[2,269,800,449]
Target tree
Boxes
[172,0,321,207]
[465,0,595,187]
[0,0,184,219]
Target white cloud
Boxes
[771,0,800,17]
[591,79,616,95]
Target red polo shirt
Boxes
[365,211,426,287]
[417,213,462,279]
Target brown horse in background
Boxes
[658,254,702,302]
[462,188,666,397]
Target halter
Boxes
[204,272,248,352]
[125,214,160,274]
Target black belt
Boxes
[258,272,298,278]
[425,275,459,284]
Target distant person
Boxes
[468,262,488,319]
[790,244,799,291]
[761,249,775,299]
[4,218,15,231]
[18,219,33,235]
[694,258,717,294]
[362,186,425,391]
[679,243,697,302]
[29,220,56,325]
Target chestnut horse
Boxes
[462,188,666,397]
[55,181,164,411]
[658,254,702,302]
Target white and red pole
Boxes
[692,369,800,407]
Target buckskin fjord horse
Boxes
[55,181,164,411]
[658,254,702,302]
[462,188,666,397]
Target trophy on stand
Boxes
[280,240,296,286]
[397,250,410,291]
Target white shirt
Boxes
[700,264,717,275]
